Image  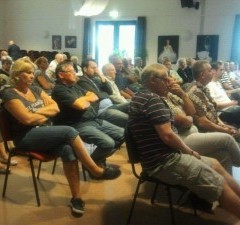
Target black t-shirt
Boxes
[2,86,44,140]
[52,81,98,126]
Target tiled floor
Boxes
[0,146,240,225]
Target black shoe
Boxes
[90,167,121,180]
[69,198,85,215]
[101,160,120,169]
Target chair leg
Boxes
[2,153,12,197]
[166,187,175,225]
[127,179,142,225]
[151,183,159,204]
[37,161,42,179]
[29,158,41,207]
[82,164,87,181]
[51,158,58,174]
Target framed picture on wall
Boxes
[196,35,219,62]
[52,35,62,50]
[157,35,179,64]
[65,36,77,48]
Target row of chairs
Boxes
[0,49,71,62]
[22,50,71,62]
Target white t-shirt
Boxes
[207,80,231,107]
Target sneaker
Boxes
[69,198,85,215]
[90,167,121,180]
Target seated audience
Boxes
[109,55,135,99]
[0,56,12,76]
[0,50,9,68]
[0,50,8,58]
[78,59,128,128]
[177,57,192,84]
[122,58,141,92]
[128,63,240,219]
[163,58,183,84]
[71,55,83,76]
[229,61,240,84]
[102,63,129,104]
[185,57,195,80]
[133,57,143,81]
[188,60,240,135]
[208,61,239,106]
[221,61,236,89]
[165,77,240,173]
[34,56,55,95]
[52,60,124,168]
[2,58,120,215]
[46,53,64,81]
[126,57,134,71]
[220,61,240,100]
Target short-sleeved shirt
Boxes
[2,86,44,139]
[188,82,219,126]
[51,81,99,126]
[206,80,232,106]
[220,71,233,88]
[164,93,184,116]
[128,88,177,171]
[33,69,55,95]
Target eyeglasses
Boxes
[154,75,168,82]
[62,70,76,75]
[19,70,34,74]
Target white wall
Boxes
[0,0,240,62]
[1,0,84,57]
[204,0,240,61]
[0,0,6,48]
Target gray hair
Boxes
[192,60,209,80]
[141,63,167,85]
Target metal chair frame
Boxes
[125,127,195,225]
[0,109,58,206]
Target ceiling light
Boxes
[109,10,119,18]
[74,0,109,17]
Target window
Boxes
[95,20,136,68]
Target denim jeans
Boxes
[73,120,124,163]
[98,102,129,128]
[219,105,240,127]
[14,125,79,162]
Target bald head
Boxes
[55,53,64,63]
